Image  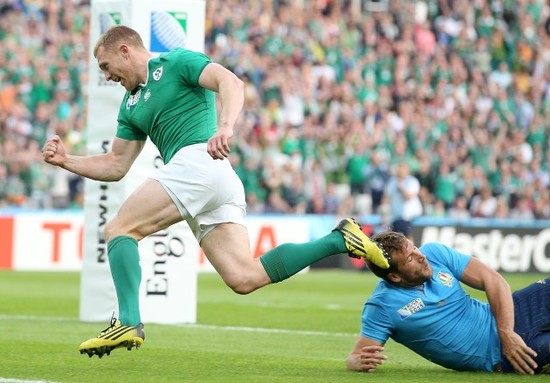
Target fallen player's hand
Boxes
[359,345,388,373]
[500,330,538,375]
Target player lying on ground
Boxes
[42,25,390,358]
[347,231,549,375]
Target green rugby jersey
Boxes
[116,48,217,164]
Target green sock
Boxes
[108,236,142,326]
[259,231,347,283]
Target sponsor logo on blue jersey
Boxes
[150,11,188,53]
[398,298,425,319]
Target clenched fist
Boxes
[42,135,67,167]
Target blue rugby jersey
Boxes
[361,243,501,371]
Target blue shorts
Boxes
[500,277,550,373]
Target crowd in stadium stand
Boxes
[0,0,548,224]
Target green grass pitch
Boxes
[0,270,546,383]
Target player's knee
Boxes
[225,276,258,295]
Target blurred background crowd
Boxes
[0,0,548,225]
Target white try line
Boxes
[0,314,357,338]
[0,315,72,322]
[0,379,60,383]
[181,323,356,338]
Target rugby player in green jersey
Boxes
[42,25,390,358]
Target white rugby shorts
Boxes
[152,143,246,242]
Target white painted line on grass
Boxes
[0,379,60,383]
[180,323,356,338]
[0,314,357,338]
[0,315,72,322]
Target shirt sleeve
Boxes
[116,108,147,141]
[172,48,212,86]
[360,301,392,344]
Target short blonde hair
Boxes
[93,25,145,57]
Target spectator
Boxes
[433,161,457,210]
[323,182,341,215]
[494,196,511,219]
[0,163,8,206]
[383,162,423,238]
[245,191,265,215]
[509,195,535,221]
[345,140,370,196]
[470,184,498,218]
[281,171,308,214]
[533,189,550,219]
[4,161,27,206]
[363,150,390,214]
[263,189,291,215]
[489,61,513,90]
[448,195,471,221]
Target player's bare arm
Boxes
[42,135,145,182]
[461,257,538,374]
[346,336,387,372]
[198,62,244,160]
